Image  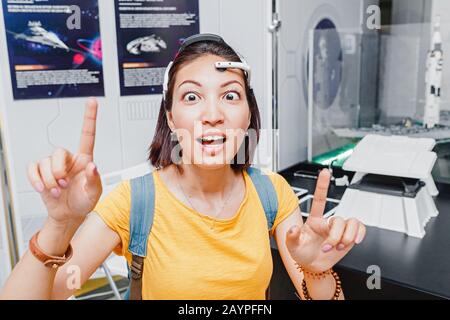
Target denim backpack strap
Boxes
[246,167,278,230]
[125,173,155,300]
[247,167,279,300]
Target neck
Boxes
[175,164,238,197]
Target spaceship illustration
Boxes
[126,35,167,55]
[15,21,69,51]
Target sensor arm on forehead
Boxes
[215,61,252,87]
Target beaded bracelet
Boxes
[295,263,342,300]
[295,263,331,280]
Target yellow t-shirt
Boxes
[94,169,298,300]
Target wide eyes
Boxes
[224,91,240,101]
[183,93,200,103]
[182,91,241,103]
[183,91,241,104]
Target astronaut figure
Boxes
[424,17,443,129]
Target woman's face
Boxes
[167,54,251,170]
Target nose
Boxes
[200,97,224,126]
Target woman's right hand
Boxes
[27,98,103,226]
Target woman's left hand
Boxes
[285,169,366,273]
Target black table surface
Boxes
[278,164,450,299]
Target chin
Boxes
[188,153,238,171]
[194,163,229,171]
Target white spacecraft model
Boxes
[126,35,167,55]
[424,16,444,129]
[334,134,439,238]
[15,21,69,51]
[332,16,449,140]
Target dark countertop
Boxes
[278,164,450,299]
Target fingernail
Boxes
[356,233,364,244]
[322,244,333,253]
[34,182,44,193]
[58,179,68,188]
[337,243,346,251]
[92,164,98,175]
[50,188,60,198]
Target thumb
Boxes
[84,162,102,201]
[285,225,301,251]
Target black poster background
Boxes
[2,0,105,100]
[115,0,199,96]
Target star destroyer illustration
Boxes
[14,21,69,51]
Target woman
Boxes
[0,34,365,300]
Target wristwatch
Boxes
[29,231,73,269]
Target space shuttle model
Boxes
[424,16,443,129]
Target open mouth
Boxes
[196,135,227,146]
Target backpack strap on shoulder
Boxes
[246,167,278,231]
[247,167,279,300]
[126,172,156,300]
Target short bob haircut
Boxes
[148,39,261,172]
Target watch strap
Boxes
[29,231,73,269]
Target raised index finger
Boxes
[309,169,331,218]
[78,98,98,156]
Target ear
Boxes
[166,111,176,132]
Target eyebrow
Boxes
[178,80,202,88]
[221,80,244,89]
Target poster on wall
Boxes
[2,0,104,100]
[115,0,199,96]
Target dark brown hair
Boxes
[148,40,261,171]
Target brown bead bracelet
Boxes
[295,263,331,280]
[295,263,342,300]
